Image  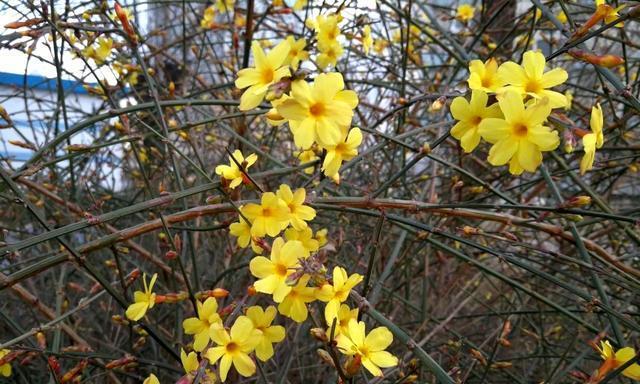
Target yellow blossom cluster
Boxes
[307,13,344,69]
[132,168,397,382]
[217,154,397,379]
[234,29,362,181]
[199,0,236,28]
[81,37,113,64]
[451,50,604,175]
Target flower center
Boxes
[481,77,492,88]
[309,102,325,117]
[275,263,288,276]
[513,123,528,138]
[262,207,273,217]
[471,115,482,126]
[290,49,298,57]
[524,79,541,94]
[261,68,275,84]
[335,143,347,155]
[226,342,239,353]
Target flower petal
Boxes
[368,350,399,368]
[450,96,471,121]
[540,67,568,88]
[487,138,518,166]
[522,50,545,80]
[250,256,274,278]
[517,140,543,172]
[364,327,394,351]
[478,118,510,144]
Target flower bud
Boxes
[165,250,177,260]
[568,49,624,68]
[490,361,513,369]
[206,195,222,204]
[566,195,591,207]
[428,97,445,112]
[563,130,576,154]
[105,355,136,370]
[48,356,61,375]
[36,332,47,349]
[316,349,335,367]
[60,360,88,383]
[310,327,328,343]
[343,354,362,377]
[112,315,130,325]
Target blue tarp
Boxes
[0,71,91,94]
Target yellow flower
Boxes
[296,149,319,174]
[83,38,113,64]
[229,218,264,254]
[235,41,291,111]
[200,5,216,28]
[596,0,625,27]
[205,316,261,382]
[250,238,309,301]
[595,340,640,380]
[95,37,113,63]
[0,349,11,377]
[478,92,559,175]
[321,127,362,178]
[580,103,604,175]
[468,58,505,93]
[317,41,344,69]
[456,4,475,22]
[373,39,388,54]
[229,218,252,248]
[317,266,363,322]
[265,95,289,126]
[362,25,373,55]
[285,36,309,71]
[276,184,316,230]
[241,192,290,237]
[315,228,328,247]
[292,0,307,11]
[450,90,502,153]
[336,319,398,377]
[316,14,342,50]
[183,297,223,351]
[498,50,568,108]
[181,349,199,374]
[234,14,246,27]
[246,306,286,361]
[326,304,358,337]
[284,226,319,253]
[277,73,358,148]
[277,274,316,322]
[215,150,257,189]
[564,89,573,111]
[557,10,567,24]
[125,273,158,321]
[215,0,234,12]
[143,373,159,384]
